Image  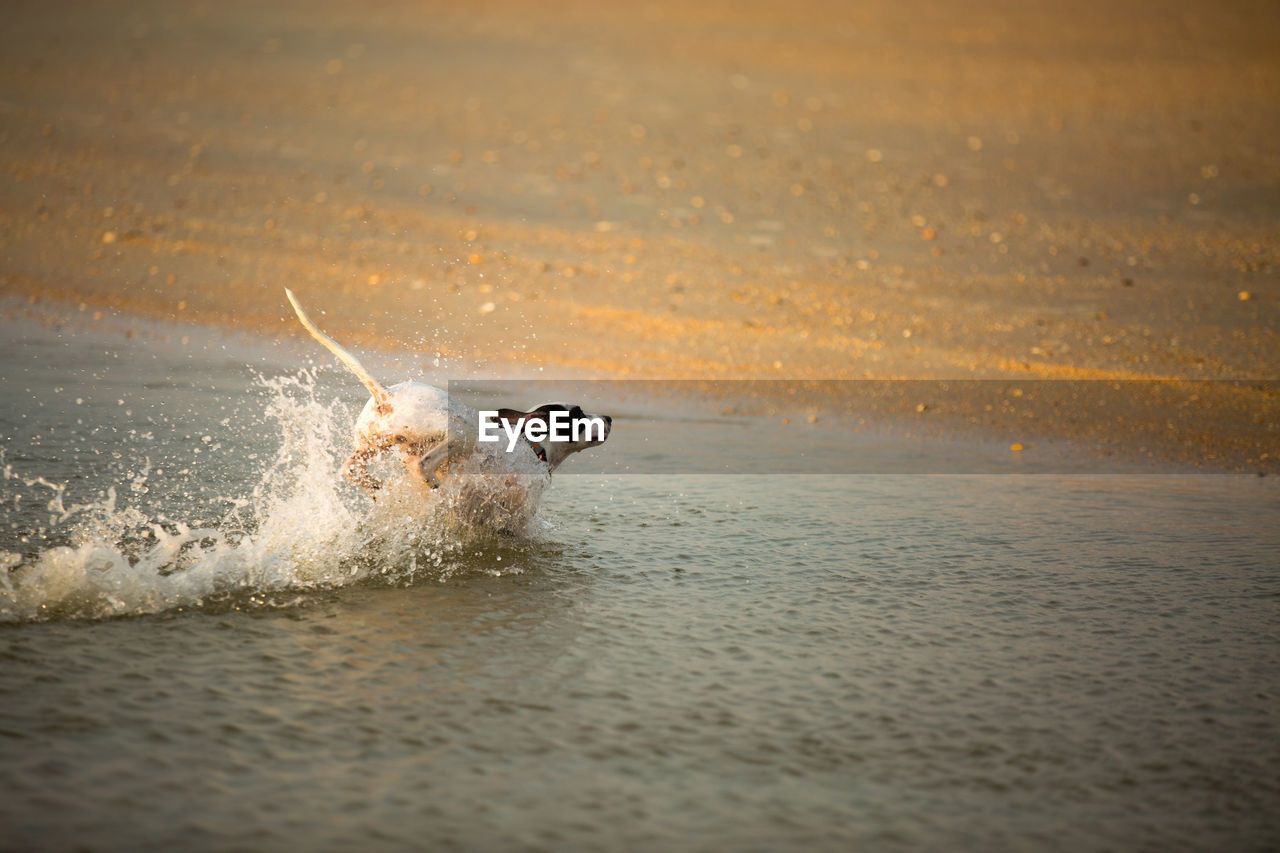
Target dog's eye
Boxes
[394,435,406,444]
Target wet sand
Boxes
[1,0,1277,470]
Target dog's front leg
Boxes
[407,443,449,490]
[342,444,385,498]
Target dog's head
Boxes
[494,403,611,471]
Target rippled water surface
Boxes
[2,316,1278,850]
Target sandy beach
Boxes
[2,0,1277,470]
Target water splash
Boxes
[0,372,548,623]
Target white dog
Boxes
[285,289,610,498]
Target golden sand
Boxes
[1,0,1276,470]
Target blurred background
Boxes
[1,0,1277,457]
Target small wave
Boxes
[1,372,549,623]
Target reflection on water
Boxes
[2,316,1278,850]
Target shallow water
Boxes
[2,316,1278,850]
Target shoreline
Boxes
[5,292,1273,476]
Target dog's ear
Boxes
[495,407,542,428]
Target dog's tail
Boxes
[285,288,392,413]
